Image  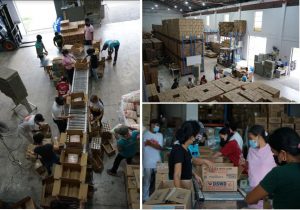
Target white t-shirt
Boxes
[19,115,38,132]
[143,130,163,169]
[52,102,65,120]
[84,25,94,41]
[230,131,243,151]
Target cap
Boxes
[115,125,129,136]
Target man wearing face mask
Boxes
[246,127,300,209]
[142,119,163,201]
[107,125,139,176]
[84,18,94,45]
[18,113,45,143]
[246,125,276,209]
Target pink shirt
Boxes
[62,55,75,70]
[84,25,94,41]
[247,143,276,208]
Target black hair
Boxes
[60,76,67,82]
[219,127,233,144]
[190,120,201,136]
[102,43,108,51]
[176,121,200,144]
[268,127,300,156]
[173,78,178,82]
[55,96,64,106]
[33,132,44,145]
[150,119,159,125]
[62,49,69,56]
[188,77,192,81]
[85,18,90,22]
[86,48,95,55]
[226,121,238,131]
[248,125,267,142]
[36,34,42,40]
[55,32,59,36]
[34,114,45,123]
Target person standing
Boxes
[200,75,207,85]
[84,18,94,45]
[18,114,45,143]
[52,96,72,134]
[84,48,99,81]
[143,119,163,201]
[53,32,63,52]
[247,125,276,209]
[62,49,76,85]
[213,64,219,80]
[107,125,139,176]
[101,40,120,65]
[32,132,60,175]
[226,121,244,151]
[171,78,179,89]
[35,34,48,67]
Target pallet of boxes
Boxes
[125,164,140,209]
[60,20,85,45]
[144,162,195,209]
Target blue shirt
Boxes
[104,40,120,50]
[117,130,139,158]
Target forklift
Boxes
[0,3,35,51]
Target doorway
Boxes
[14,0,57,34]
[247,35,267,67]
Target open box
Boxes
[11,196,36,209]
[60,130,87,148]
[75,58,89,70]
[67,92,87,108]
[71,43,84,56]
[52,179,88,201]
[125,164,140,177]
[102,142,116,157]
[60,148,88,167]
[54,164,86,183]
[41,176,56,208]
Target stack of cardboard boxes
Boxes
[143,63,158,87]
[219,22,235,36]
[233,20,247,34]
[125,164,140,209]
[61,20,85,45]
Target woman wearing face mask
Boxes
[246,127,300,209]
[212,127,241,166]
[247,125,276,209]
[143,119,163,201]
[169,120,212,188]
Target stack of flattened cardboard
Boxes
[125,164,140,209]
[61,20,85,45]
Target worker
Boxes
[143,119,163,201]
[171,78,179,89]
[107,125,139,176]
[84,48,99,81]
[200,75,207,85]
[213,64,219,80]
[32,132,60,175]
[89,95,104,127]
[56,76,70,97]
[187,77,194,89]
[62,49,76,85]
[247,125,276,209]
[35,34,48,67]
[212,127,241,166]
[52,96,72,134]
[246,127,300,209]
[168,120,214,188]
[101,40,120,65]
[53,32,63,52]
[226,121,244,151]
[18,114,45,143]
[84,18,94,45]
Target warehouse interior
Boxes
[0,0,140,209]
[143,0,300,102]
[142,103,300,209]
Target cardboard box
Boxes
[295,124,300,130]
[134,169,140,192]
[54,164,86,183]
[144,188,192,209]
[268,123,281,133]
[41,177,56,208]
[128,189,140,205]
[281,123,294,129]
[127,176,138,189]
[60,130,87,148]
[156,162,168,174]
[102,142,116,157]
[155,173,169,189]
[202,166,238,191]
[52,180,88,200]
[268,117,281,124]
[71,43,84,56]
[67,92,87,108]
[11,196,36,209]
[126,164,140,177]
[60,148,88,167]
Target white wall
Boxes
[143,1,182,32]
[197,5,299,62]
[186,105,198,121]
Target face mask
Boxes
[249,140,258,149]
[273,155,287,166]
[85,23,90,26]
[153,126,160,133]
[220,138,226,147]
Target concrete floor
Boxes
[158,57,300,102]
[0,1,139,209]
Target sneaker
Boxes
[113,61,116,66]
[106,169,118,177]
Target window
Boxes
[224,14,229,22]
[254,11,263,32]
[206,16,210,26]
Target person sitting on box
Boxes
[53,32,63,52]
[246,127,300,209]
[84,18,94,45]
[101,40,120,66]
[212,127,242,166]
[107,125,139,176]
[32,132,60,175]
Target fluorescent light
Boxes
[151,7,154,9]
[174,5,177,8]
[180,8,183,11]
[167,8,170,10]
[155,4,158,7]
[202,2,205,6]
[189,6,191,9]
[185,1,188,4]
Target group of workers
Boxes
[142,119,300,209]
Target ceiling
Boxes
[151,0,255,13]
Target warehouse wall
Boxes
[2,0,21,23]
[198,5,299,62]
[160,104,187,121]
[143,1,182,32]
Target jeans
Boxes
[110,153,132,173]
[91,68,99,81]
[108,45,120,62]
[38,55,45,67]
[143,168,156,201]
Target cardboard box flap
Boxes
[78,184,88,200]
[52,180,61,196]
[166,188,191,204]
[156,162,169,174]
[53,165,62,179]
[144,189,170,205]
[80,153,88,166]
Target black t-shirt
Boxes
[168,144,193,180]
[53,35,63,46]
[90,54,99,68]
[34,144,56,163]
